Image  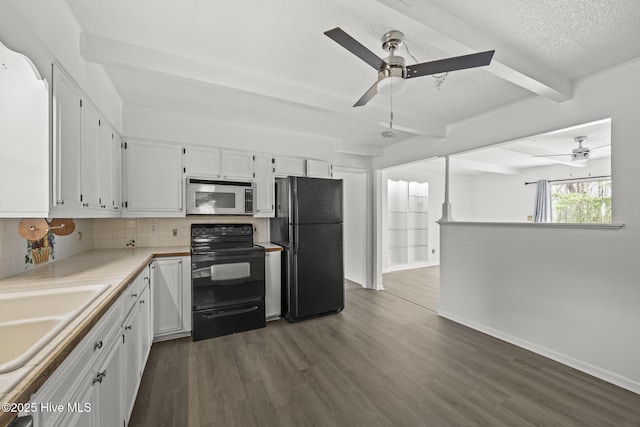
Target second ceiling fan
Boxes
[324,27,495,107]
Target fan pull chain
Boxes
[389,77,394,129]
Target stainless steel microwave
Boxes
[186,179,254,215]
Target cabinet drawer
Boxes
[32,297,123,427]
[192,302,265,341]
[123,276,141,316]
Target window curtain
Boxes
[533,179,551,222]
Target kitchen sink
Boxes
[0,284,109,374]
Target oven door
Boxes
[187,182,245,215]
[191,249,265,310]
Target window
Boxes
[551,179,611,223]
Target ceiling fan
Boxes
[324,27,495,107]
[533,136,608,162]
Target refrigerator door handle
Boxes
[293,226,299,254]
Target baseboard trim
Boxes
[438,310,640,395]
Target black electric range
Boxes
[191,224,265,341]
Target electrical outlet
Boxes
[172,228,178,237]
[432,249,435,254]
[151,224,157,232]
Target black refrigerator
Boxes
[270,176,344,322]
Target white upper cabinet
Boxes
[52,65,82,210]
[99,121,114,210]
[222,150,254,181]
[254,154,275,217]
[306,159,333,178]
[124,139,184,216]
[184,146,221,178]
[81,101,101,209]
[0,42,49,217]
[51,64,120,217]
[112,133,123,212]
[274,156,305,178]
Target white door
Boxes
[53,67,82,209]
[81,101,101,209]
[254,154,275,216]
[334,169,367,286]
[125,140,183,213]
[151,258,184,337]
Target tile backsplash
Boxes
[0,216,269,280]
[0,218,93,280]
[93,217,269,249]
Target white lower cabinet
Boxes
[151,257,191,341]
[265,250,282,320]
[27,267,154,427]
[29,296,124,427]
[123,298,141,423]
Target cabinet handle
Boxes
[125,325,132,330]
[100,205,106,209]
[99,369,106,378]
[93,340,103,351]
[92,374,103,385]
[82,203,89,208]
[131,293,138,298]
[140,299,145,304]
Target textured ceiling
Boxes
[64,0,640,154]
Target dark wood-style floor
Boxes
[383,266,440,312]
[130,272,640,426]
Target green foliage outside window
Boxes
[551,180,611,223]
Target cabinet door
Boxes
[274,156,305,178]
[112,133,123,212]
[97,335,124,427]
[81,101,101,209]
[254,154,275,217]
[125,140,183,214]
[305,159,333,178]
[265,250,281,319]
[138,283,152,370]
[60,373,98,427]
[53,66,82,209]
[151,258,184,338]
[185,146,221,178]
[222,150,254,181]
[123,304,141,423]
[99,121,114,210]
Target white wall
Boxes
[124,105,336,161]
[334,170,367,286]
[376,58,640,392]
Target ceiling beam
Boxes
[374,0,573,102]
[451,158,520,175]
[80,32,446,138]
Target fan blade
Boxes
[324,27,386,70]
[353,80,378,107]
[590,145,610,151]
[532,154,572,157]
[406,50,495,78]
